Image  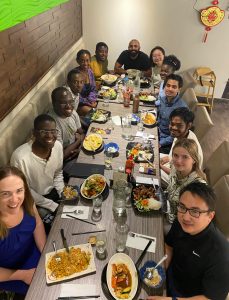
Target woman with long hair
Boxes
[166,138,206,224]
[0,166,46,297]
[149,46,165,86]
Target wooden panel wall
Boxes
[0,0,82,121]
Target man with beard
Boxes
[10,114,64,224]
[157,74,187,154]
[160,107,203,185]
[50,86,85,161]
[114,39,151,77]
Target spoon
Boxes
[144,254,168,280]
[52,240,61,262]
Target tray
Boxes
[126,142,154,163]
[131,183,162,213]
[45,243,96,284]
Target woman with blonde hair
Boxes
[166,138,206,224]
[0,166,46,296]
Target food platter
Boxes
[139,92,156,104]
[98,87,117,100]
[131,183,162,212]
[141,112,157,128]
[80,174,107,200]
[45,243,96,284]
[106,253,139,300]
[90,109,111,123]
[61,185,79,205]
[126,142,154,163]
[82,133,103,152]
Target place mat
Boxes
[66,163,105,178]
[61,205,89,220]
[111,115,122,126]
[126,232,156,253]
[60,283,97,299]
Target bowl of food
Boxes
[140,260,166,288]
[99,87,117,100]
[83,133,103,152]
[104,142,119,155]
[141,112,157,127]
[80,174,107,200]
[106,253,138,300]
[101,74,118,85]
[61,185,79,204]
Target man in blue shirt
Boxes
[157,74,187,154]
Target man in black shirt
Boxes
[147,182,229,300]
[114,39,151,77]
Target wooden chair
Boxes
[193,67,216,113]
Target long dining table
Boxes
[25,99,165,300]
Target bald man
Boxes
[114,39,152,77]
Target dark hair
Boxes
[169,107,194,124]
[150,46,165,67]
[67,68,82,82]
[34,114,56,129]
[96,42,108,51]
[164,73,183,88]
[180,182,216,212]
[162,55,181,72]
[76,49,91,61]
[51,86,70,106]
[0,166,35,238]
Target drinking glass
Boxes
[122,114,134,141]
[96,233,107,259]
[125,182,133,208]
[91,195,103,222]
[113,180,128,224]
[115,223,129,252]
[103,94,110,107]
[104,150,113,170]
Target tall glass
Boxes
[113,180,128,224]
[122,114,134,141]
[115,223,129,252]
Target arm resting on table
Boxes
[0,267,35,285]
[33,205,46,252]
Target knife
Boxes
[60,228,70,253]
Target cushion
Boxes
[179,71,197,97]
[193,106,214,141]
[182,88,198,111]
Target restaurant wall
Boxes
[0,0,82,121]
[82,0,229,98]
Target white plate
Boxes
[106,253,138,300]
[80,174,107,199]
[45,243,96,283]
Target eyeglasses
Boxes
[59,100,75,106]
[177,202,210,218]
[36,129,58,135]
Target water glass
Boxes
[104,150,113,170]
[103,95,110,107]
[122,115,134,141]
[113,180,128,224]
[91,195,103,222]
[96,233,107,259]
[115,223,129,252]
[125,182,133,208]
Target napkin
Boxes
[61,206,89,219]
[60,283,98,299]
[111,115,122,126]
[135,132,155,139]
[126,232,156,253]
[135,176,159,186]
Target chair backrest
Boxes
[179,71,197,98]
[205,141,229,186]
[193,106,214,141]
[182,88,198,111]
[213,175,229,240]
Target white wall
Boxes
[82,0,229,98]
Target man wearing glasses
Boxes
[148,182,229,300]
[11,114,64,231]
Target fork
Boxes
[138,153,154,168]
[62,209,84,215]
[52,240,61,262]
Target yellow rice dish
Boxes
[83,134,103,151]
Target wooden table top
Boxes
[25,101,165,300]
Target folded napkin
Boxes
[111,116,122,126]
[135,176,159,186]
[126,232,156,253]
[135,132,155,139]
[61,206,89,220]
[60,283,97,299]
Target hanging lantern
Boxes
[200,5,225,42]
